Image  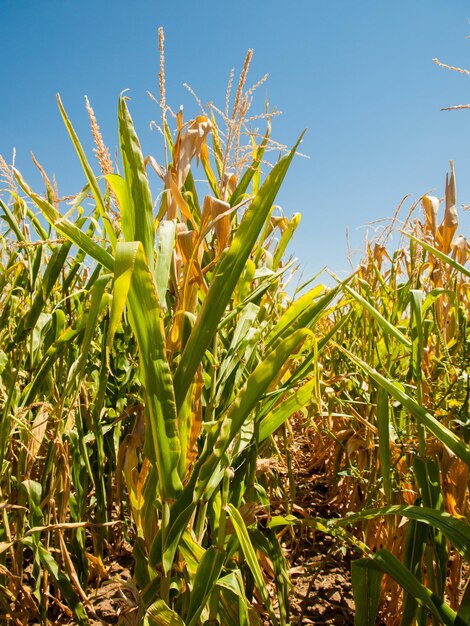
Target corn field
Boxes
[1,33,470,626]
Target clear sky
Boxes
[1,0,470,280]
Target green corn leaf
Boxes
[150,328,312,570]
[62,218,98,293]
[401,516,427,626]
[13,168,114,271]
[406,233,470,279]
[106,244,136,352]
[413,457,447,599]
[0,197,27,243]
[21,480,43,529]
[285,312,351,387]
[186,546,225,626]
[178,532,206,579]
[57,94,116,247]
[338,346,470,467]
[422,288,457,316]
[182,170,202,220]
[410,289,424,360]
[344,284,412,349]
[250,528,290,625]
[359,549,463,626]
[458,583,470,624]
[266,284,324,345]
[376,388,392,503]
[273,213,300,269]
[351,558,383,626]
[413,457,444,513]
[195,328,312,498]
[16,239,73,341]
[215,302,261,404]
[143,599,186,626]
[219,592,251,626]
[258,378,315,442]
[226,504,279,626]
[118,95,155,270]
[21,318,89,407]
[173,133,305,411]
[217,569,247,598]
[133,537,152,590]
[105,173,132,241]
[217,570,251,626]
[272,212,300,269]
[115,241,182,500]
[65,273,111,395]
[26,207,49,241]
[31,244,43,289]
[336,505,470,563]
[266,282,341,350]
[218,259,296,330]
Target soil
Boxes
[88,471,355,624]
[77,483,356,626]
[287,493,354,624]
[27,435,356,625]
[286,433,355,625]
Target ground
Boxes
[66,474,357,626]
[287,473,355,625]
[29,426,358,625]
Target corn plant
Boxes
[297,162,470,624]
[0,42,337,625]
[0,158,142,623]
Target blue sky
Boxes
[1,0,470,279]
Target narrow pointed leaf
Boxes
[337,504,470,562]
[266,285,324,346]
[226,503,279,626]
[364,549,462,626]
[195,328,312,496]
[150,328,312,569]
[458,583,470,624]
[144,599,186,626]
[344,284,412,348]
[401,516,427,626]
[351,558,383,626]
[118,96,155,269]
[57,94,116,247]
[105,173,132,241]
[186,546,225,626]
[376,388,392,502]
[65,273,111,394]
[406,233,470,278]
[117,241,182,499]
[0,197,27,242]
[267,282,342,350]
[339,346,470,466]
[14,168,114,271]
[174,133,305,411]
[258,379,315,442]
[17,238,73,340]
